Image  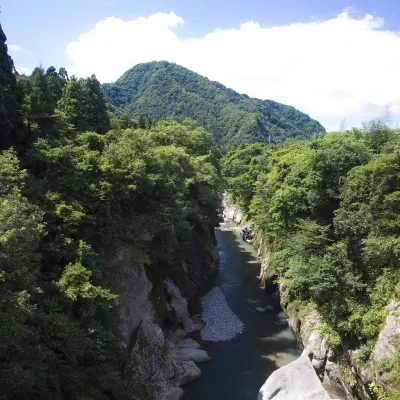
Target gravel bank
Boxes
[200,287,244,342]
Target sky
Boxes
[2,0,400,131]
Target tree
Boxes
[45,66,68,109]
[29,66,55,135]
[0,23,24,149]
[58,75,110,134]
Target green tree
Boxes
[58,74,110,134]
[0,23,24,149]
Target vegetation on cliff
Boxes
[223,122,400,397]
[0,24,222,399]
[102,61,325,152]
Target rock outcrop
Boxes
[373,300,400,392]
[112,243,216,400]
[223,197,243,224]
[180,347,212,363]
[283,305,350,399]
[258,354,332,400]
[283,298,400,399]
[240,224,255,243]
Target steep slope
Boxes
[102,61,325,151]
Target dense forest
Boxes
[102,61,325,152]
[223,123,400,398]
[0,24,222,399]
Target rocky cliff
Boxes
[258,354,332,400]
[111,235,218,400]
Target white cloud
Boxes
[66,11,400,131]
[16,66,31,75]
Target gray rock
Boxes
[373,300,400,389]
[184,316,205,333]
[174,360,201,385]
[222,195,243,223]
[258,354,332,400]
[165,387,184,400]
[178,338,201,349]
[113,256,154,342]
[373,300,400,363]
[240,224,255,242]
[234,210,243,224]
[112,253,203,400]
[322,358,349,399]
[164,279,191,323]
[180,347,211,363]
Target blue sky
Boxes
[3,0,400,72]
[2,0,400,130]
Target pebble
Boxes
[200,287,244,342]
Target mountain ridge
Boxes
[102,61,325,151]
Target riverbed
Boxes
[184,225,301,399]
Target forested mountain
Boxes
[102,61,325,151]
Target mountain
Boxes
[102,61,325,151]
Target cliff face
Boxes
[224,200,400,400]
[110,234,218,400]
[280,298,400,400]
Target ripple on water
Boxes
[201,287,244,342]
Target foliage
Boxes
[0,24,223,399]
[58,75,110,134]
[102,61,325,152]
[223,127,400,397]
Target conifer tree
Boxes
[0,23,24,149]
[58,74,110,134]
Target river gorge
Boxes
[183,221,301,399]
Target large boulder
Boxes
[125,320,175,400]
[258,354,332,400]
[169,346,202,385]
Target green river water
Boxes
[184,226,301,400]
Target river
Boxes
[184,225,301,400]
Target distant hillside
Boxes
[103,61,325,151]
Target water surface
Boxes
[184,226,301,400]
